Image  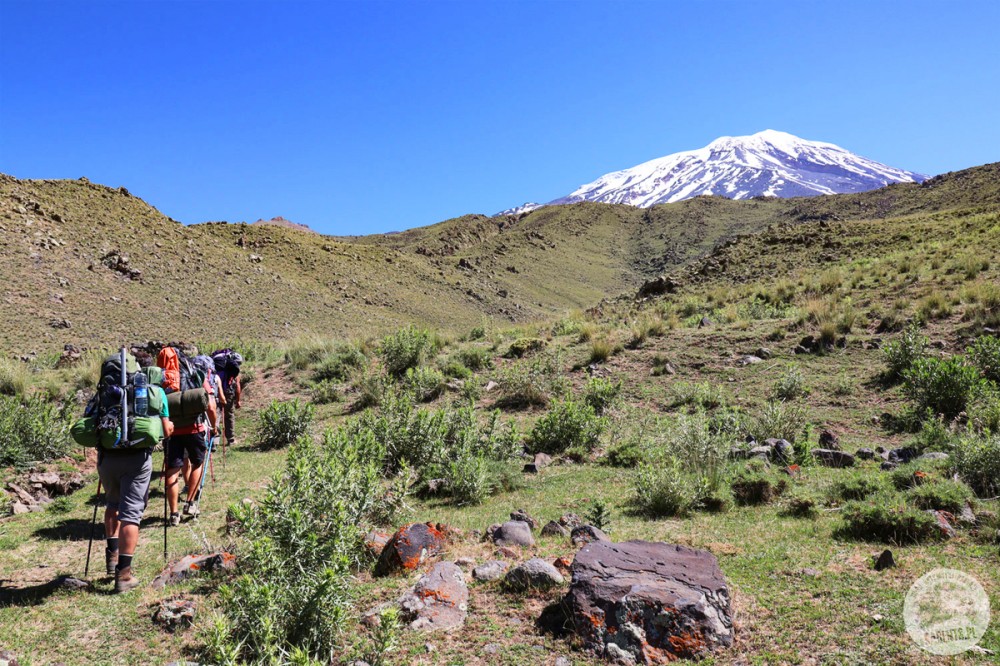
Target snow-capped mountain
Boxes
[503,130,925,214]
[497,202,544,216]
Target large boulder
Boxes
[564,540,733,663]
[398,562,469,631]
[491,520,535,548]
[375,523,449,577]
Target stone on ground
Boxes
[541,520,570,538]
[564,540,733,663]
[812,449,855,468]
[491,520,535,548]
[375,523,449,577]
[509,508,539,529]
[151,553,236,589]
[504,558,564,591]
[153,598,197,631]
[570,524,609,547]
[473,560,509,582]
[398,562,469,631]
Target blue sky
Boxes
[2,1,999,235]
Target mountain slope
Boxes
[547,130,925,208]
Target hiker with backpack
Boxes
[71,350,172,593]
[157,346,219,525]
[212,349,243,448]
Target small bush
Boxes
[771,366,808,401]
[730,461,786,506]
[254,399,314,450]
[902,356,990,420]
[831,473,890,502]
[651,354,674,377]
[916,292,952,322]
[455,346,493,371]
[379,326,432,377]
[953,434,1000,497]
[668,381,726,411]
[841,493,942,543]
[882,326,928,383]
[352,369,393,410]
[312,380,341,405]
[551,316,583,337]
[589,339,613,364]
[832,372,855,397]
[527,400,607,455]
[0,395,73,469]
[746,400,808,444]
[0,358,29,397]
[403,366,445,403]
[314,345,367,383]
[906,480,974,512]
[505,338,546,358]
[439,358,472,379]
[632,455,702,517]
[605,438,643,467]
[780,489,819,518]
[583,377,622,416]
[584,499,612,532]
[968,335,1000,383]
[495,353,564,409]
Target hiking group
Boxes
[70,345,243,593]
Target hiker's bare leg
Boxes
[186,464,204,503]
[119,522,138,557]
[104,506,119,539]
[165,467,182,515]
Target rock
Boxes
[55,575,90,591]
[398,562,469,631]
[48,318,72,329]
[698,316,712,328]
[473,560,509,582]
[888,447,919,464]
[363,530,392,558]
[0,651,20,666]
[738,355,763,366]
[509,508,539,530]
[728,446,754,461]
[748,445,773,461]
[559,513,583,529]
[755,347,773,359]
[812,449,855,468]
[873,549,895,571]
[55,344,82,368]
[483,643,500,655]
[818,430,839,450]
[484,380,499,392]
[564,540,733,662]
[957,503,977,527]
[855,448,876,461]
[152,598,197,631]
[495,545,519,559]
[27,472,60,489]
[151,553,236,589]
[454,556,476,569]
[880,461,898,471]
[918,452,949,462]
[375,523,449,577]
[571,525,610,547]
[11,501,30,515]
[491,520,535,548]
[555,657,571,666]
[636,275,679,299]
[523,452,552,474]
[504,558,565,591]
[927,510,957,539]
[765,438,794,463]
[541,520,570,538]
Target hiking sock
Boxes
[106,537,119,553]
[116,554,134,572]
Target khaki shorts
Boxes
[97,449,153,526]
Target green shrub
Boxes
[0,358,29,397]
[584,499,612,532]
[455,346,493,371]
[284,337,339,371]
[403,366,445,403]
[832,372,855,397]
[632,455,702,517]
[771,365,808,401]
[730,461,786,506]
[311,381,341,405]
[841,493,942,543]
[527,400,607,455]
[583,377,622,416]
[314,345,367,383]
[911,415,956,452]
[605,438,643,467]
[968,392,1000,434]
[495,353,565,409]
[746,400,808,445]
[882,326,928,382]
[953,434,1000,497]
[780,489,819,518]
[668,381,726,411]
[505,337,546,358]
[589,339,613,364]
[254,399,314,450]
[902,356,991,420]
[438,359,472,380]
[650,354,674,377]
[968,335,1000,383]
[0,394,73,469]
[831,473,890,502]
[467,324,487,341]
[906,480,974,512]
[551,316,583,337]
[379,326,432,377]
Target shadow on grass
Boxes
[33,518,103,542]
[0,575,115,607]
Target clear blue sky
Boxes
[2,1,999,235]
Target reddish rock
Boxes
[375,523,448,577]
[564,541,732,663]
[363,530,392,558]
[150,552,236,589]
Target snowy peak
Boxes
[541,130,926,210]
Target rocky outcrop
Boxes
[564,540,733,663]
[399,562,469,631]
[375,523,449,577]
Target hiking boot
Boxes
[105,548,118,576]
[114,566,140,594]
[169,512,180,527]
[184,501,200,518]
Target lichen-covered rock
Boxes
[150,553,236,589]
[509,508,539,530]
[363,530,392,558]
[564,540,733,663]
[541,520,570,538]
[491,520,535,548]
[375,523,449,577]
[570,524,609,547]
[473,560,509,582]
[399,562,469,631]
[152,598,197,632]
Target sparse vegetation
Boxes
[253,399,314,450]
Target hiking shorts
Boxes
[97,449,153,526]
[166,433,207,470]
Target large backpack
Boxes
[211,348,243,387]
[157,346,205,393]
[71,349,164,449]
[193,355,219,400]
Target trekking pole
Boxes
[162,453,168,563]
[194,435,215,505]
[84,480,102,578]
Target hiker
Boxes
[212,349,243,447]
[72,351,172,593]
